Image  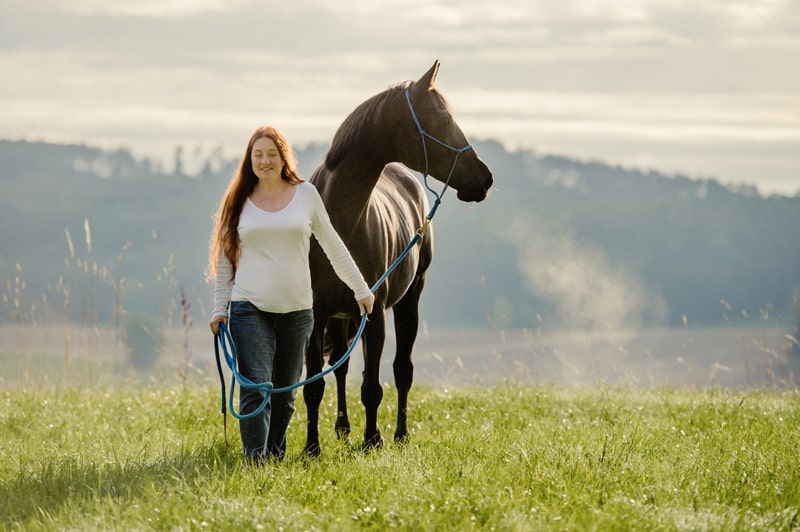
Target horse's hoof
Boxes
[303,443,322,458]
[335,421,351,440]
[362,433,384,451]
[393,430,409,444]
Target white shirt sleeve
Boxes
[212,251,233,318]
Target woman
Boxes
[207,125,374,463]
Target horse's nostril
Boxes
[484,175,494,189]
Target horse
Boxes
[303,60,493,455]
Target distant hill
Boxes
[1,139,799,335]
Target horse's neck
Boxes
[318,98,407,232]
[316,156,387,234]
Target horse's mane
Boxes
[325,81,412,170]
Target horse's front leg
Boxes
[303,322,326,457]
[326,319,352,440]
[361,308,386,449]
[392,281,423,443]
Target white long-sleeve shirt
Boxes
[212,181,371,317]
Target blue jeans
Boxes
[228,301,313,461]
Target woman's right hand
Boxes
[357,293,375,316]
[210,315,228,335]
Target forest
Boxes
[1,139,798,337]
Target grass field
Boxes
[2,380,799,530]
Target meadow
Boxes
[2,324,799,531]
[2,383,799,530]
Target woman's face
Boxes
[251,136,285,181]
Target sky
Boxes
[1,0,799,195]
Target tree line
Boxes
[1,139,798,340]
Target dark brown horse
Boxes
[303,61,493,455]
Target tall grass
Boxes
[1,383,798,530]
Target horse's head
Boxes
[403,61,494,203]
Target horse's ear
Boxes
[417,60,440,90]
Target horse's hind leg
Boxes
[392,276,425,442]
[326,319,353,440]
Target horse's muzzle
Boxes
[456,174,493,202]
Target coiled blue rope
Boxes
[214,311,368,420]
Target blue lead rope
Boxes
[214,312,368,421]
[213,226,421,427]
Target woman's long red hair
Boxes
[206,126,303,281]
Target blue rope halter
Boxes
[213,85,473,437]
[404,87,473,221]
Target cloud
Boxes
[579,25,693,46]
[721,0,785,28]
[0,0,798,194]
[39,0,250,18]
